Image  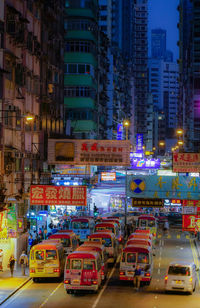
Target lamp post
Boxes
[123,119,130,231]
[176,129,184,152]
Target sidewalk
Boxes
[0,267,31,305]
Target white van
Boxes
[165,261,197,294]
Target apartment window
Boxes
[65,19,96,32]
[64,86,96,98]
[65,63,93,76]
[65,41,96,53]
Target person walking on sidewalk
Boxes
[19,251,29,276]
[0,249,3,271]
[9,254,16,277]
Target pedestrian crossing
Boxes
[157,233,192,240]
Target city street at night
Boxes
[2,228,200,308]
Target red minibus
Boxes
[49,232,79,255]
[64,251,102,293]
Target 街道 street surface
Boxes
[1,228,200,308]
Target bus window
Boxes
[72,260,82,270]
[81,222,89,229]
[72,222,81,229]
[148,221,155,227]
[127,253,136,263]
[102,238,112,247]
[140,220,147,228]
[138,253,149,264]
[61,238,70,247]
[46,250,57,260]
[83,260,95,270]
[36,251,44,260]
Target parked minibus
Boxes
[95,222,121,242]
[49,232,79,255]
[64,251,102,293]
[137,215,157,239]
[100,219,124,242]
[76,243,108,280]
[126,239,152,247]
[29,242,65,282]
[88,232,118,263]
[119,245,153,285]
[71,218,95,242]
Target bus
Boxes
[137,215,157,240]
[95,222,121,243]
[88,232,118,263]
[76,243,108,280]
[64,251,102,293]
[49,232,79,255]
[71,218,95,242]
[126,239,152,247]
[29,242,65,282]
[119,245,153,285]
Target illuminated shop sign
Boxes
[101,172,116,181]
[136,134,143,152]
[131,158,160,169]
[117,124,123,140]
[30,185,87,206]
[132,198,163,207]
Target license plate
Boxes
[176,280,182,284]
[72,279,80,284]
[46,268,53,273]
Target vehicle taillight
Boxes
[120,271,125,275]
[145,272,150,277]
[165,275,168,282]
[118,236,122,242]
[30,268,35,273]
[64,279,70,284]
[54,268,60,273]
[92,280,97,285]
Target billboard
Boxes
[136,134,143,152]
[173,153,200,172]
[101,172,116,181]
[131,158,160,169]
[48,139,131,166]
[182,214,200,232]
[30,185,87,206]
[127,175,200,200]
[132,198,163,207]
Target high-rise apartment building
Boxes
[178,0,200,151]
[133,0,153,150]
[151,29,166,59]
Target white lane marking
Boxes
[157,279,159,282]
[155,296,158,299]
[157,269,160,275]
[159,240,161,247]
[2,280,33,308]
[158,263,160,268]
[92,254,121,308]
[39,282,63,308]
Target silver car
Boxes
[165,261,197,294]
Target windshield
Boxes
[96,226,114,233]
[139,220,147,228]
[138,253,149,264]
[35,250,45,260]
[168,266,190,276]
[61,238,71,247]
[127,253,136,263]
[148,221,155,227]
[46,250,57,260]
[71,259,82,270]
[102,238,112,247]
[83,259,95,270]
[72,221,89,229]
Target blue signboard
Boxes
[127,175,200,200]
[136,134,143,152]
[117,124,123,140]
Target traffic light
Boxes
[93,205,99,217]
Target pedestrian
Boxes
[133,265,142,291]
[19,251,29,276]
[8,254,16,277]
[163,220,169,233]
[0,249,3,271]
[44,227,47,239]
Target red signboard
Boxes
[182,214,200,232]
[182,200,200,206]
[30,185,87,206]
[173,153,200,172]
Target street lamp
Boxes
[122,119,130,232]
[123,119,130,140]
[176,128,184,136]
[177,140,184,146]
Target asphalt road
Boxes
[2,229,200,308]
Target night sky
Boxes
[148,0,179,60]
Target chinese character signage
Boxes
[173,153,200,172]
[182,214,200,232]
[30,185,87,206]
[101,172,116,181]
[131,158,160,169]
[17,218,24,232]
[117,124,123,140]
[132,198,163,207]
[136,134,143,152]
[127,175,200,200]
[48,139,131,166]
